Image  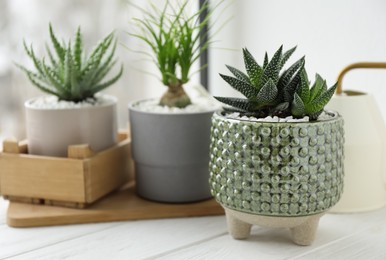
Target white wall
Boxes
[210,0,386,120]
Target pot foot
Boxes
[224,208,323,245]
[226,211,252,239]
[290,214,321,246]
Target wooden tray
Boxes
[6,182,224,228]
[0,133,132,208]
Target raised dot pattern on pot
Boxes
[209,113,345,217]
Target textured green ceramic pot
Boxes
[209,111,345,217]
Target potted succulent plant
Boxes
[209,46,344,245]
[128,0,221,203]
[18,24,122,157]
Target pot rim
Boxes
[213,110,341,126]
[24,94,117,111]
[128,98,220,116]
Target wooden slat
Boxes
[0,154,85,202]
[68,144,94,159]
[84,139,131,203]
[7,183,224,228]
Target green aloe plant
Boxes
[18,24,123,103]
[215,46,337,120]
[130,0,221,108]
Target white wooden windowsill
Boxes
[1,197,386,260]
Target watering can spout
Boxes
[327,62,386,213]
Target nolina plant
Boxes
[215,46,337,120]
[131,0,220,108]
[18,24,123,103]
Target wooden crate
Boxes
[0,133,132,208]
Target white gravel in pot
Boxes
[225,111,334,122]
[133,85,221,113]
[27,94,115,109]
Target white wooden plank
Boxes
[157,208,386,260]
[0,222,121,259]
[290,220,386,260]
[6,216,226,260]
[0,198,8,225]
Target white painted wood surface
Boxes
[1,198,386,260]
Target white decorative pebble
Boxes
[134,97,221,113]
[132,84,222,114]
[224,112,332,122]
[27,94,115,109]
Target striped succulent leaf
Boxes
[219,74,258,100]
[213,97,258,111]
[242,48,262,87]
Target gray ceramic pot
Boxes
[129,99,217,203]
[25,95,117,157]
[209,111,345,245]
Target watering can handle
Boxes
[336,62,386,94]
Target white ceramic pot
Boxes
[327,93,386,212]
[25,95,117,157]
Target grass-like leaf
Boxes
[129,0,223,108]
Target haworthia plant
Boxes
[215,46,337,120]
[18,24,123,103]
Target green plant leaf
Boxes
[291,93,305,118]
[277,56,304,93]
[306,83,337,114]
[213,96,257,112]
[279,46,296,70]
[256,78,278,105]
[309,74,325,101]
[263,52,269,68]
[259,45,283,87]
[92,64,123,93]
[73,26,82,71]
[219,74,258,100]
[243,48,262,87]
[283,69,301,102]
[49,23,65,63]
[226,65,251,84]
[297,68,310,103]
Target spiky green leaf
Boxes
[279,46,296,70]
[219,74,258,100]
[226,65,251,84]
[291,93,305,118]
[73,26,82,71]
[309,74,325,101]
[263,52,269,68]
[259,45,283,87]
[256,79,278,105]
[306,83,337,114]
[277,56,304,92]
[283,70,301,102]
[297,68,310,103]
[214,97,257,112]
[243,48,262,87]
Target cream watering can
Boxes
[327,62,386,213]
